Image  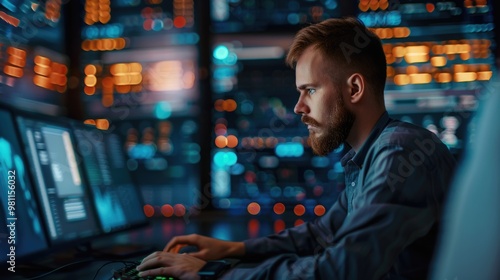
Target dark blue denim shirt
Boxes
[224,112,456,280]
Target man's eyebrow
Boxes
[297,84,313,90]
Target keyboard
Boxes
[112,262,178,280]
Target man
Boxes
[137,17,456,279]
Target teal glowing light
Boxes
[154,102,172,119]
[213,45,230,60]
[223,53,238,65]
[128,144,156,159]
[83,24,123,39]
[275,143,304,157]
[287,13,300,25]
[358,11,401,27]
[0,138,13,167]
[83,26,99,39]
[106,24,123,38]
[213,151,238,167]
[324,0,338,10]
[152,19,164,31]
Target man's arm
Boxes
[224,144,452,279]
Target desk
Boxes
[3,211,309,279]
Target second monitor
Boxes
[15,111,149,247]
[16,113,101,244]
[71,121,148,234]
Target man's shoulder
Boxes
[379,119,440,144]
[373,119,451,157]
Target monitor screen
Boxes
[15,113,100,243]
[0,108,48,263]
[71,122,148,233]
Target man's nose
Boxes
[294,96,309,115]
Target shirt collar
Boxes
[340,111,391,168]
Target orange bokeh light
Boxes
[247,202,261,215]
[226,135,238,148]
[143,204,155,217]
[174,204,186,217]
[248,219,260,238]
[294,219,304,227]
[223,99,237,112]
[215,135,227,148]
[426,3,435,13]
[96,119,110,130]
[294,204,306,216]
[314,205,326,216]
[161,204,174,217]
[273,203,286,215]
[274,219,286,233]
[173,16,186,28]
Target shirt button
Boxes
[351,182,355,187]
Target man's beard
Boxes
[302,95,355,156]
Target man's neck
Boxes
[346,110,386,152]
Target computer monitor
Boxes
[70,121,148,234]
[0,107,48,263]
[15,112,101,244]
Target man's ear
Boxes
[346,73,364,104]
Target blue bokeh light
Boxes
[213,151,238,167]
[214,45,230,60]
[154,101,172,119]
[275,143,304,157]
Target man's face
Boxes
[293,47,355,156]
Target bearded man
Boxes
[137,17,457,280]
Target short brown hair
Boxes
[286,17,387,98]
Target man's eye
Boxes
[307,88,316,95]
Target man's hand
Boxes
[165,234,245,260]
[136,251,206,280]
